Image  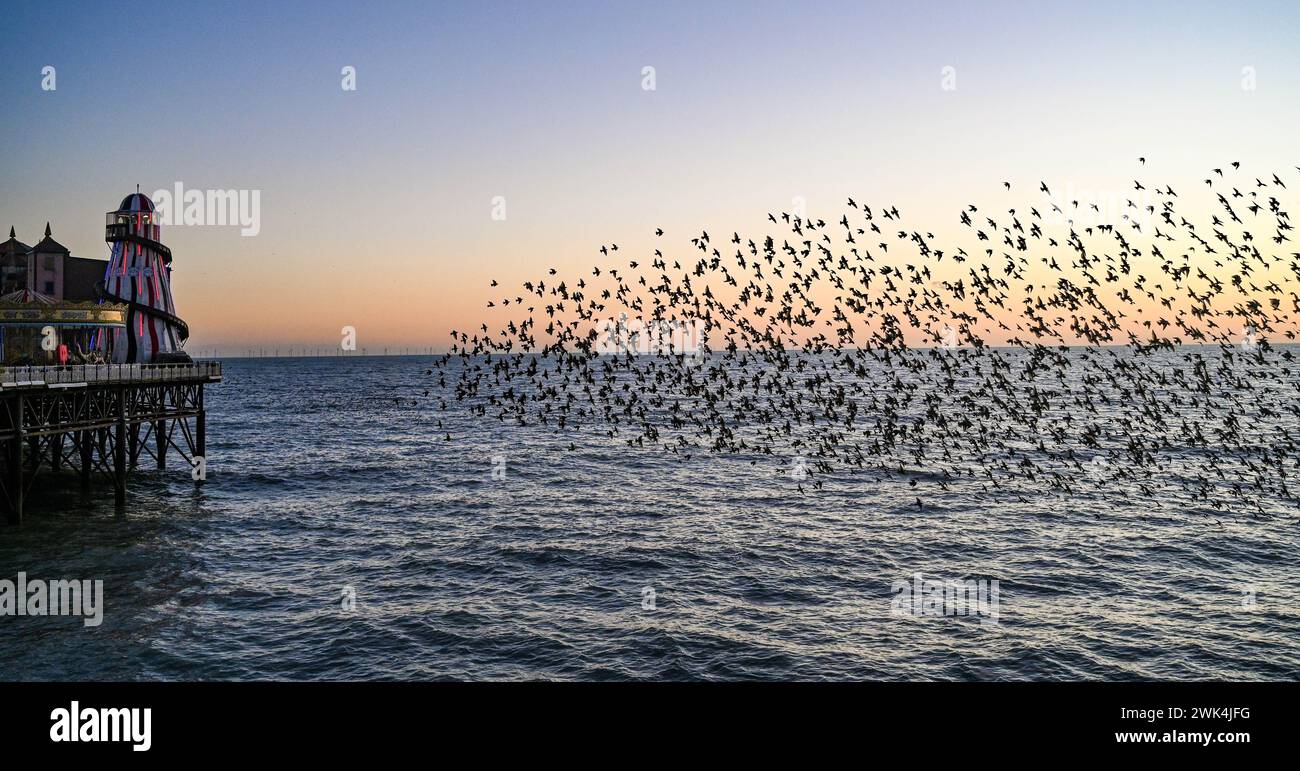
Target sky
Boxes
[2,0,1299,355]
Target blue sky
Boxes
[3,0,1299,352]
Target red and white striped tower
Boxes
[101,191,189,363]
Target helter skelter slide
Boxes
[100,191,191,363]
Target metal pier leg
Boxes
[114,391,127,508]
[156,419,167,470]
[79,430,92,490]
[128,423,140,468]
[7,395,24,525]
[52,433,64,472]
[195,387,206,485]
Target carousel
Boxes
[0,288,127,365]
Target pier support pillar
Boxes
[128,423,140,468]
[6,438,21,525]
[7,395,24,525]
[195,389,206,486]
[52,433,64,472]
[156,419,167,470]
[79,430,92,490]
[114,391,127,508]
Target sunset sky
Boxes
[3,0,1299,354]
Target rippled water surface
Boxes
[1,356,1297,680]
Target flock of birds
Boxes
[424,162,1300,520]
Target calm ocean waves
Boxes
[0,355,1296,681]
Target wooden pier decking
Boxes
[0,362,221,524]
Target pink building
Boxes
[0,224,107,302]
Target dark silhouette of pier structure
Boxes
[0,362,220,523]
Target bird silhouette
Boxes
[422,160,1300,521]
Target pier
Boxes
[0,362,221,524]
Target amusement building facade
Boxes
[0,192,189,365]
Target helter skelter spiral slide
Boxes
[100,191,191,364]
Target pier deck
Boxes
[0,362,221,524]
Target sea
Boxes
[0,355,1297,681]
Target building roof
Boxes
[0,288,55,304]
[117,192,156,213]
[31,222,70,255]
[0,227,31,258]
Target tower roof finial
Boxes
[44,222,52,237]
[7,226,13,239]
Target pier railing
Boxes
[0,362,222,388]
